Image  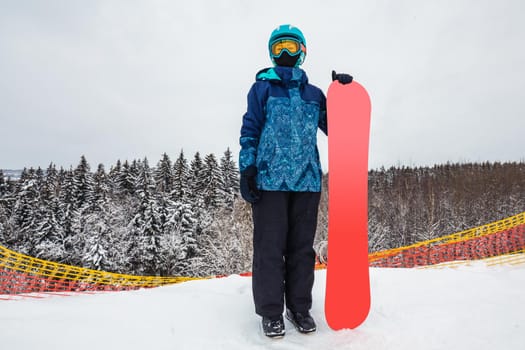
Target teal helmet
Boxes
[268,24,307,66]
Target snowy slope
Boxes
[1,264,524,350]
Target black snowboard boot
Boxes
[262,315,285,338]
[285,309,317,333]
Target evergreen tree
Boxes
[172,150,190,202]
[116,160,136,197]
[35,167,45,191]
[57,168,82,264]
[0,171,12,241]
[82,225,108,271]
[19,167,32,183]
[81,208,117,272]
[32,202,65,261]
[189,152,205,206]
[72,155,95,213]
[154,153,174,194]
[201,153,222,210]
[79,163,116,271]
[0,170,6,197]
[10,178,40,254]
[127,159,163,275]
[57,166,67,190]
[0,173,10,242]
[219,148,240,208]
[5,177,17,197]
[108,159,122,193]
[93,163,110,212]
[173,202,198,275]
[130,159,143,194]
[41,163,59,204]
[135,158,156,199]
[156,192,176,237]
[0,207,6,243]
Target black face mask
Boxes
[274,51,300,67]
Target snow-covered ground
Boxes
[1,264,524,350]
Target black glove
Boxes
[240,165,261,204]
[332,70,353,85]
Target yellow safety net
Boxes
[1,211,524,299]
[368,211,525,267]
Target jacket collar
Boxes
[256,66,308,86]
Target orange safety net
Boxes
[369,212,525,268]
[0,244,201,299]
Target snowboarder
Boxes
[239,24,352,338]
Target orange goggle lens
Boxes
[271,39,302,56]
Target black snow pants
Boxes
[251,190,321,318]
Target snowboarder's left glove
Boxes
[332,70,353,85]
[240,165,261,204]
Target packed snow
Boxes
[1,263,524,350]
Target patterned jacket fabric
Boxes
[239,66,327,192]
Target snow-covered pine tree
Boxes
[0,174,16,213]
[63,156,97,264]
[156,192,177,275]
[30,163,63,261]
[56,166,67,190]
[108,159,122,193]
[10,178,40,254]
[130,159,143,195]
[40,163,59,204]
[0,170,6,197]
[135,158,155,199]
[19,167,33,183]
[154,153,174,195]
[32,200,65,262]
[185,153,221,275]
[0,170,12,240]
[72,155,95,214]
[82,224,108,271]
[4,177,17,198]
[81,209,117,272]
[57,168,82,265]
[0,204,7,243]
[93,163,110,212]
[102,203,129,273]
[202,153,222,211]
[188,152,205,206]
[116,160,137,198]
[172,201,198,275]
[0,169,5,194]
[0,171,10,243]
[219,148,240,209]
[35,167,45,190]
[80,162,120,271]
[172,150,190,202]
[127,158,163,275]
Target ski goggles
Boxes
[270,38,305,57]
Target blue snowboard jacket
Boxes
[239,66,327,192]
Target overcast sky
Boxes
[1,0,524,171]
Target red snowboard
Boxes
[325,79,371,330]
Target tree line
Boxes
[0,150,252,277]
[1,156,524,274]
[314,161,525,260]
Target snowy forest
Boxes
[1,153,525,276]
[0,150,250,277]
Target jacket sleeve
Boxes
[318,91,328,136]
[239,82,267,172]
